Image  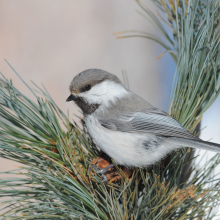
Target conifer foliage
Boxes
[1,0,220,219]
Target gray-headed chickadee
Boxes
[67,69,220,174]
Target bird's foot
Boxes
[91,164,111,184]
[96,163,115,174]
[90,155,132,184]
[90,156,115,184]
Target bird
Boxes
[66,69,220,177]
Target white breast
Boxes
[85,114,172,167]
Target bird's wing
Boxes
[99,109,198,140]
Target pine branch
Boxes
[1,0,220,219]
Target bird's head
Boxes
[67,69,128,114]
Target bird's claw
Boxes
[91,164,109,184]
[90,156,131,184]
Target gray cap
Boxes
[69,69,122,94]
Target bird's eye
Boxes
[85,85,91,91]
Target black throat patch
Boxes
[74,97,100,115]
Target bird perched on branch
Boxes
[67,69,220,181]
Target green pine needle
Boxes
[1,0,220,219]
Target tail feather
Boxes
[168,137,220,153]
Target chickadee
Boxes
[67,69,220,170]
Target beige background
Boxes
[0,1,220,214]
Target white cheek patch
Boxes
[79,80,128,107]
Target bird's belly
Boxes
[85,115,168,167]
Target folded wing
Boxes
[99,109,198,140]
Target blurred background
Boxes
[0,0,219,189]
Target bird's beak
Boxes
[66,94,77,102]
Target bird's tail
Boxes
[167,137,220,153]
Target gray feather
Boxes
[69,69,122,94]
[97,92,198,140]
[167,137,220,153]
